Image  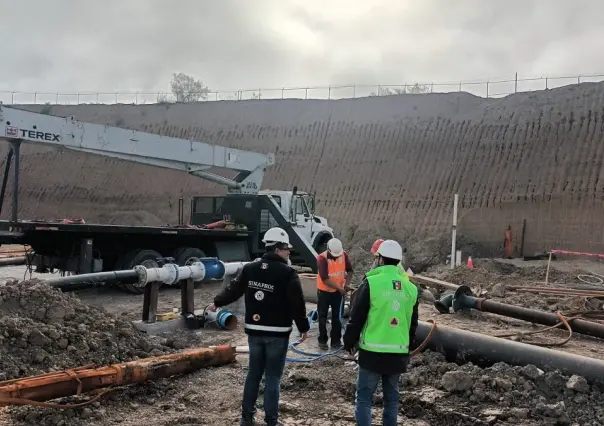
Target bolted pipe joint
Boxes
[452,285,476,312]
[135,260,206,287]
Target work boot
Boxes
[318,342,329,350]
[265,421,283,426]
[330,341,343,350]
[240,416,256,426]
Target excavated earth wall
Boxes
[9,81,604,255]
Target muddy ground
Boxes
[0,256,603,425]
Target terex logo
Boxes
[5,126,18,137]
[19,129,60,142]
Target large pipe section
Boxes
[414,321,604,383]
[45,258,249,291]
[0,345,236,405]
[439,285,604,340]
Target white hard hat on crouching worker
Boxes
[327,238,344,257]
[376,239,403,261]
[262,227,292,248]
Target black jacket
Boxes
[343,276,419,375]
[214,252,310,337]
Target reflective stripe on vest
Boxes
[316,251,346,292]
[359,265,418,354]
[244,323,293,332]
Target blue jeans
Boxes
[355,368,400,426]
[242,334,289,425]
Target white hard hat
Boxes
[327,238,344,257]
[262,227,292,248]
[377,240,403,261]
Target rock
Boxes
[566,375,589,393]
[490,283,506,297]
[520,364,544,380]
[28,329,51,347]
[441,370,474,392]
[509,408,529,419]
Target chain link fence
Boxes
[2,72,603,105]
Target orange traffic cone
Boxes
[467,256,475,269]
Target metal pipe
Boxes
[203,308,238,330]
[46,270,138,290]
[45,260,249,291]
[450,285,604,340]
[0,256,25,266]
[414,321,604,383]
[0,345,236,404]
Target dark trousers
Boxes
[241,334,289,425]
[317,289,344,345]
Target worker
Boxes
[343,239,419,426]
[208,227,310,426]
[504,225,513,259]
[370,238,409,278]
[316,238,354,350]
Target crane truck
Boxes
[0,105,335,293]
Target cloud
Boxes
[1,0,603,100]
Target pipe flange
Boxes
[134,265,148,287]
[452,285,474,312]
[433,292,454,314]
[162,263,180,285]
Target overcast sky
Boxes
[1,0,603,101]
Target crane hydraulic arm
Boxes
[0,105,274,195]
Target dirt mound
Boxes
[0,279,173,380]
[426,259,604,311]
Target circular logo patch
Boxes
[252,314,261,322]
[254,291,264,301]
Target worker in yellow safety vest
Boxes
[344,239,419,426]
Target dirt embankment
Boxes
[8,81,604,255]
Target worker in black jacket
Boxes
[343,240,419,426]
[208,227,309,426]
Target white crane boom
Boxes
[0,105,274,194]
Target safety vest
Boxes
[359,265,418,354]
[316,251,346,292]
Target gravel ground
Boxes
[0,257,603,425]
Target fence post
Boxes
[486,81,489,98]
[305,88,308,99]
[11,91,14,104]
[377,84,381,96]
[136,92,139,104]
[353,85,356,98]
[430,83,434,93]
[281,88,284,99]
[458,81,462,92]
[578,75,581,84]
[77,93,80,104]
[545,77,548,90]
[115,93,118,104]
[56,93,59,105]
[96,93,99,104]
[514,72,518,93]
[34,93,37,104]
[328,86,331,100]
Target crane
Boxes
[0,104,336,293]
[0,105,274,195]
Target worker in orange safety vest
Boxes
[316,238,354,350]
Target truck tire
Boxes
[173,247,206,266]
[117,249,162,294]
